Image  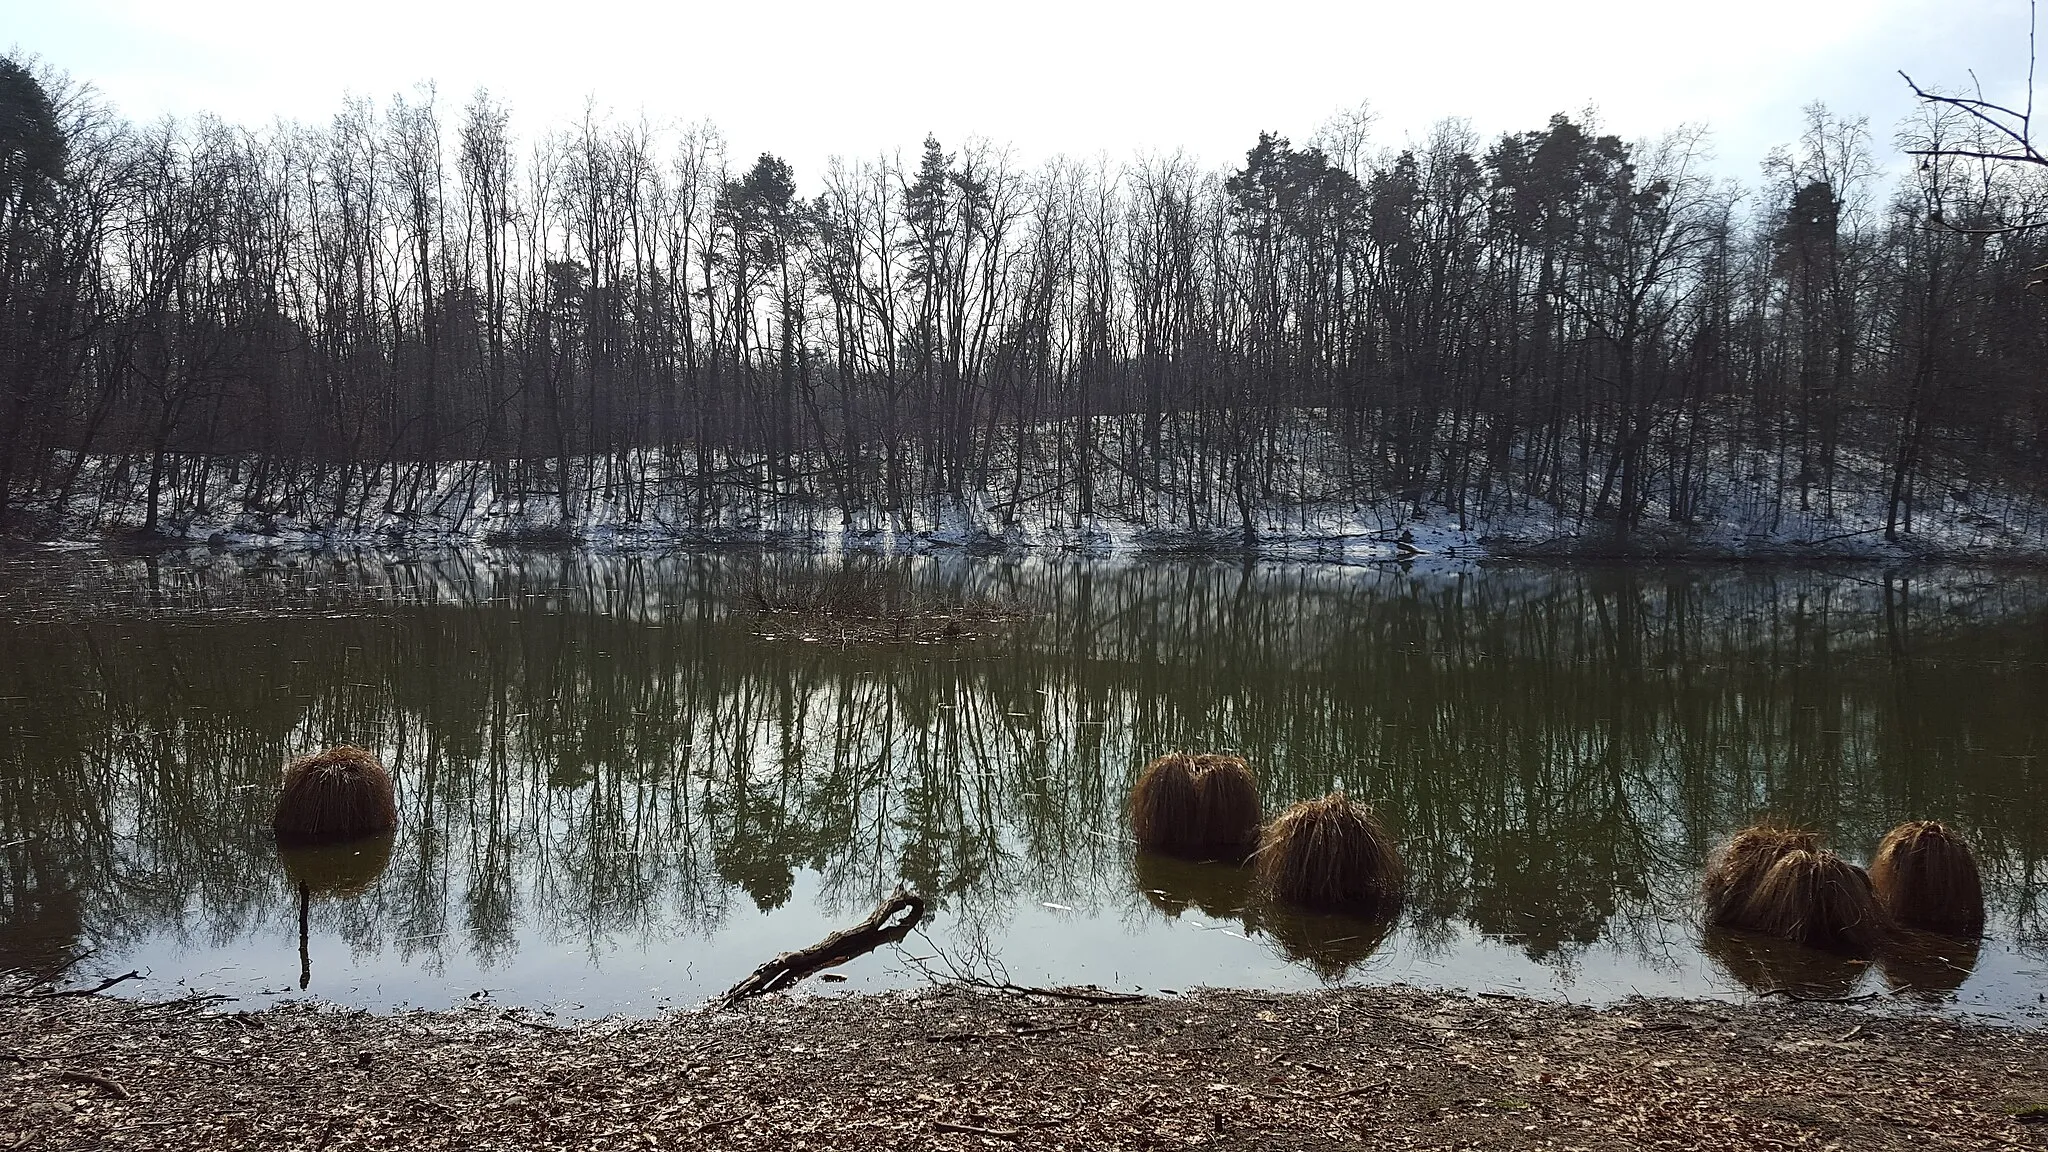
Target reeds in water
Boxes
[273,746,398,844]
[1131,752,1262,859]
[1254,792,1404,916]
[1869,821,1984,938]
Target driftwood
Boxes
[12,971,143,1000]
[718,887,924,1009]
[933,1120,1025,1139]
[56,1069,129,1098]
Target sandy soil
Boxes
[5,981,2047,1151]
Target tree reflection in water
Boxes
[0,553,2043,1007]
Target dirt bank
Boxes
[5,983,2046,1151]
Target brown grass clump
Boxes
[1130,752,1263,860]
[1131,754,1204,857]
[1191,754,1261,858]
[273,746,398,844]
[1728,848,1890,953]
[1869,820,1985,938]
[1254,793,1404,916]
[1702,823,1820,927]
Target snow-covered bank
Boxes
[14,447,2048,563]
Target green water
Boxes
[0,551,2042,1020]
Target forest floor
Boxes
[5,982,2046,1151]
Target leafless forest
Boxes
[2,57,2045,548]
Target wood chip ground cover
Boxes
[4,984,2045,1150]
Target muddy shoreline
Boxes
[6,983,2045,1150]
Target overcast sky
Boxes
[6,0,2036,185]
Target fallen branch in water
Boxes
[719,887,925,1009]
[1756,988,1883,1004]
[902,933,1147,1005]
[14,971,143,1000]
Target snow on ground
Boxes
[14,442,2048,563]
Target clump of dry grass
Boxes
[1131,754,1204,857]
[273,746,398,844]
[1869,820,1984,938]
[1728,848,1890,953]
[1253,792,1404,916]
[1191,754,1261,858]
[1130,753,1263,860]
[1702,823,1819,926]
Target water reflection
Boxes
[1879,931,1983,999]
[1259,906,1402,983]
[279,834,394,897]
[0,552,2042,1017]
[1701,927,1875,999]
[1132,851,1399,982]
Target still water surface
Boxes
[0,552,2043,1020]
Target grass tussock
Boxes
[1254,792,1404,915]
[1869,820,1985,938]
[1192,754,1261,857]
[1702,823,1819,926]
[1130,753,1263,860]
[273,746,398,844]
[1728,848,1890,954]
[1131,753,1201,856]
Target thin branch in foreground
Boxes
[901,931,1147,1004]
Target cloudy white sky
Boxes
[5,0,2036,183]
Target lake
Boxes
[0,550,2042,1021]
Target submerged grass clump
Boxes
[1702,823,1820,927]
[1192,754,1262,857]
[1704,822,1890,953]
[1131,753,1202,857]
[1254,792,1404,916]
[1869,820,1984,938]
[1131,752,1262,859]
[273,746,398,844]
[1729,848,1890,953]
